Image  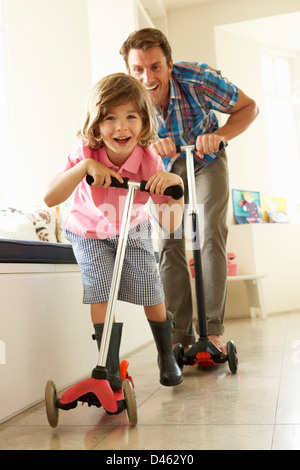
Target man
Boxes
[120,28,258,353]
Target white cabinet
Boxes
[0,264,151,423]
[226,224,300,316]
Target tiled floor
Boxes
[1,311,300,450]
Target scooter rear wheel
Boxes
[45,380,59,428]
[122,378,137,426]
[227,340,238,374]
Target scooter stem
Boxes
[97,183,139,367]
[182,146,198,215]
[182,145,208,338]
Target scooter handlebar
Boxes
[175,141,226,153]
[139,180,183,200]
[86,175,184,200]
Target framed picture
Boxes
[232,189,266,224]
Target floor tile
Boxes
[1,312,300,450]
[272,425,300,450]
[93,424,274,451]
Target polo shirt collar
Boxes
[121,145,143,174]
[100,145,143,175]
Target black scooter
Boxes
[173,144,238,374]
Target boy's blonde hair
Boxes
[78,73,157,149]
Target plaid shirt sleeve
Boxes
[200,63,239,112]
[156,62,239,168]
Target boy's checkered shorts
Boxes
[65,220,164,306]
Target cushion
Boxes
[267,211,289,223]
[0,238,76,264]
[55,202,71,243]
[0,206,57,242]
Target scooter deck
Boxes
[57,386,127,415]
[57,360,133,414]
[182,338,227,367]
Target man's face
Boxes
[126,47,173,112]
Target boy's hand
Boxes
[85,160,123,188]
[145,171,183,197]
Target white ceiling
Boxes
[141,0,300,52]
[217,12,300,51]
[141,0,220,18]
[162,0,225,8]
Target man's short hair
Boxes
[120,28,172,66]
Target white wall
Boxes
[214,29,269,224]
[2,0,92,207]
[1,0,157,208]
[2,0,299,209]
[167,0,300,65]
[87,0,135,82]
[167,0,300,224]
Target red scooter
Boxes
[45,176,183,428]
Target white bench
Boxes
[227,274,267,320]
[227,224,300,315]
[191,273,267,321]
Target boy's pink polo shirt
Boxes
[62,141,169,239]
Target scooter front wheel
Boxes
[45,380,59,428]
[122,378,137,426]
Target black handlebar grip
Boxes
[86,174,94,185]
[175,141,226,153]
[86,175,129,188]
[109,177,129,189]
[140,180,183,200]
[163,185,184,200]
[86,175,183,199]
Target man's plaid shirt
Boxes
[155,62,239,169]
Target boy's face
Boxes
[126,46,172,112]
[99,101,143,164]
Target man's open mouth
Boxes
[145,84,159,92]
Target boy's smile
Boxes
[99,102,143,166]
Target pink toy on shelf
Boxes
[189,258,195,278]
[227,252,237,276]
[189,253,238,278]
